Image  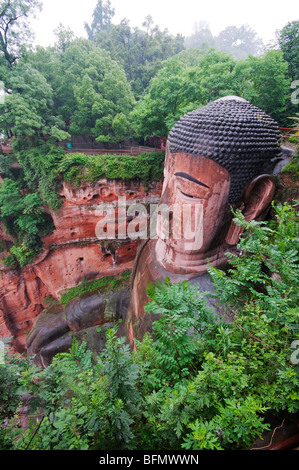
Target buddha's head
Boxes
[156,97,281,273]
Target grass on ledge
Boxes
[58,151,165,186]
[59,270,131,305]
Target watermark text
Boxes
[291,80,299,105]
[290,340,299,365]
[94,198,204,248]
[0,340,4,365]
[0,81,5,105]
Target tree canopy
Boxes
[0,0,296,147]
[278,20,299,81]
[0,60,68,150]
[0,0,41,68]
[277,20,299,123]
[89,14,185,98]
[84,0,115,39]
[216,24,264,60]
[185,22,265,60]
[130,47,291,139]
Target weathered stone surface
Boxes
[0,178,162,353]
[27,286,130,368]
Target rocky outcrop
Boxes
[0,178,162,353]
[26,284,131,368]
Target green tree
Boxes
[144,278,215,386]
[84,0,115,40]
[131,49,239,138]
[53,23,75,54]
[130,55,187,138]
[0,178,54,266]
[0,0,43,136]
[0,61,67,149]
[240,49,291,121]
[91,15,185,99]
[69,48,135,143]
[0,338,30,449]
[188,48,239,103]
[0,0,41,68]
[277,21,299,125]
[185,21,216,50]
[131,46,290,138]
[215,24,264,60]
[24,38,94,123]
[25,38,135,141]
[112,112,131,142]
[278,20,299,82]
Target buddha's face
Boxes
[157,147,232,260]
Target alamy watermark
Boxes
[291,80,299,105]
[0,81,5,105]
[94,197,204,249]
[290,340,299,365]
[0,339,4,365]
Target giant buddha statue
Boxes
[27,96,282,366]
[124,96,281,345]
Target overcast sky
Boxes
[29,0,299,47]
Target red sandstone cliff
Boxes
[0,178,162,353]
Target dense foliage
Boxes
[1,0,298,150]
[0,176,54,266]
[87,13,185,99]
[276,20,299,124]
[0,203,298,450]
[0,143,64,266]
[278,21,299,86]
[0,60,68,151]
[131,48,290,138]
[0,0,41,68]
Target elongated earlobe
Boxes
[226,175,276,246]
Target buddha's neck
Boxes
[155,238,234,274]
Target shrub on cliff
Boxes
[0,178,55,266]
[0,144,64,267]
[16,144,66,210]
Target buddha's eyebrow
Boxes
[174,172,210,189]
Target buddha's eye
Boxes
[180,190,200,199]
[176,173,210,200]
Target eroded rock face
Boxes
[26,286,130,368]
[0,178,162,353]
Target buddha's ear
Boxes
[226,175,276,246]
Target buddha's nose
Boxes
[159,182,171,206]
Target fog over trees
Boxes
[1,0,298,149]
